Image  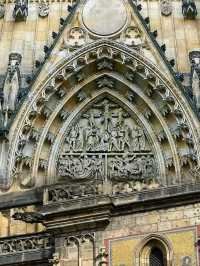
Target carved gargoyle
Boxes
[3,53,21,112]
[12,212,44,224]
[189,51,200,111]
[13,0,28,21]
[182,0,197,19]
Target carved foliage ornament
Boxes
[57,98,158,184]
[161,0,172,16]
[38,0,49,17]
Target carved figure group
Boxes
[58,99,157,183]
[65,100,147,152]
[109,154,155,180]
[58,155,104,180]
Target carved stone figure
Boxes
[63,27,86,50]
[161,0,172,16]
[38,0,49,17]
[58,98,157,184]
[123,26,143,47]
[58,154,104,180]
[189,51,200,110]
[13,0,28,21]
[0,3,5,19]
[182,256,192,266]
[109,154,156,181]
[3,53,22,112]
[182,0,197,19]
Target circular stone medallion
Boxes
[82,0,128,37]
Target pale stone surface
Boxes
[82,0,127,36]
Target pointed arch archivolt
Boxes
[47,89,166,185]
[6,40,200,191]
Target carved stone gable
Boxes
[57,98,157,185]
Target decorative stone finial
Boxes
[13,0,28,21]
[182,0,197,19]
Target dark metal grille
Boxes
[150,248,164,266]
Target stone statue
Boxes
[189,51,200,110]
[38,0,49,17]
[3,53,22,112]
[0,3,5,19]
[182,0,197,19]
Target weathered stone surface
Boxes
[82,0,127,36]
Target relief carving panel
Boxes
[57,98,157,184]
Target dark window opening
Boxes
[149,247,164,266]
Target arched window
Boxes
[134,234,173,266]
[150,247,164,266]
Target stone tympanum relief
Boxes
[58,98,157,184]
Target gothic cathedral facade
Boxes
[0,0,200,265]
